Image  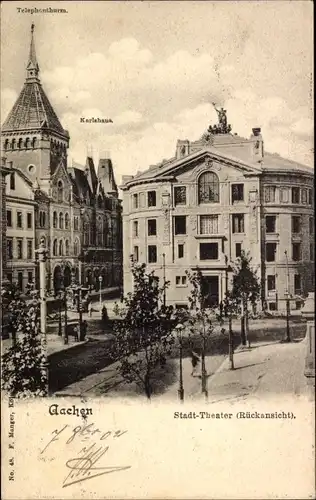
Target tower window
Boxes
[57,180,64,203]
[147,191,156,207]
[10,173,15,190]
[291,216,301,234]
[291,187,300,204]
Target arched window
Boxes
[83,218,89,246]
[59,239,64,256]
[4,139,9,150]
[53,239,58,256]
[198,171,220,203]
[57,180,64,203]
[53,211,57,228]
[11,139,16,150]
[17,138,23,149]
[25,137,30,149]
[32,137,37,148]
[65,240,69,256]
[59,212,64,229]
[74,239,79,256]
[97,216,103,246]
[65,212,70,229]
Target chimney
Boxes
[250,127,264,162]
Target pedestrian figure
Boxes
[88,301,92,317]
[102,305,109,323]
[191,350,201,377]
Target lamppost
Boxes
[99,275,103,312]
[35,237,48,336]
[57,289,63,337]
[162,252,166,307]
[175,323,184,402]
[200,329,208,400]
[284,250,291,342]
[63,282,68,345]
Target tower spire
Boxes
[26,23,40,81]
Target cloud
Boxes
[114,110,144,126]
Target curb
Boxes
[47,339,89,357]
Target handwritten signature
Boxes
[40,423,131,488]
[63,442,131,488]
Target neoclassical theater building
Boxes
[121,110,314,312]
[1,26,122,294]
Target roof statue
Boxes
[208,102,232,135]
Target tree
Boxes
[110,264,176,399]
[230,251,261,346]
[1,284,47,397]
[185,269,221,400]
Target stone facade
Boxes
[121,125,314,312]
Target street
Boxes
[48,316,307,397]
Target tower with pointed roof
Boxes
[1,24,70,193]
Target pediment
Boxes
[152,148,262,181]
[52,160,71,187]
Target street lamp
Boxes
[99,275,103,312]
[57,289,63,337]
[175,323,184,402]
[284,250,291,343]
[162,253,166,307]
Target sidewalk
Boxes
[53,337,313,401]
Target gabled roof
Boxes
[97,158,118,194]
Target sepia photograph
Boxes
[0,1,314,499]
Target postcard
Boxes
[1,1,314,499]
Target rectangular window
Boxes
[264,186,276,203]
[295,301,302,310]
[74,216,79,230]
[265,215,276,233]
[10,173,15,190]
[27,271,33,283]
[280,188,289,203]
[27,212,32,229]
[267,275,276,291]
[301,188,308,204]
[7,272,13,283]
[294,274,301,294]
[17,272,23,291]
[268,302,277,311]
[132,194,138,209]
[6,210,12,227]
[178,244,184,259]
[174,186,186,206]
[235,243,242,258]
[291,215,301,234]
[176,276,187,286]
[17,211,23,228]
[147,191,156,207]
[148,245,157,263]
[148,219,157,236]
[291,187,300,204]
[133,246,139,262]
[310,243,314,261]
[200,242,218,260]
[292,243,301,261]
[6,238,13,260]
[232,214,244,233]
[17,239,23,259]
[200,215,218,234]
[266,243,277,262]
[27,240,33,260]
[174,216,186,235]
[308,189,313,205]
[232,184,244,203]
[133,220,138,237]
[309,217,314,235]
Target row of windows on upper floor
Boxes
[6,209,33,230]
[131,214,314,238]
[130,175,314,209]
[54,180,115,209]
[130,241,314,265]
[3,137,67,151]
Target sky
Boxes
[1,1,313,185]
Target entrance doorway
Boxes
[201,276,219,307]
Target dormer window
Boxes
[198,172,219,203]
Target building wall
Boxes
[123,158,314,311]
